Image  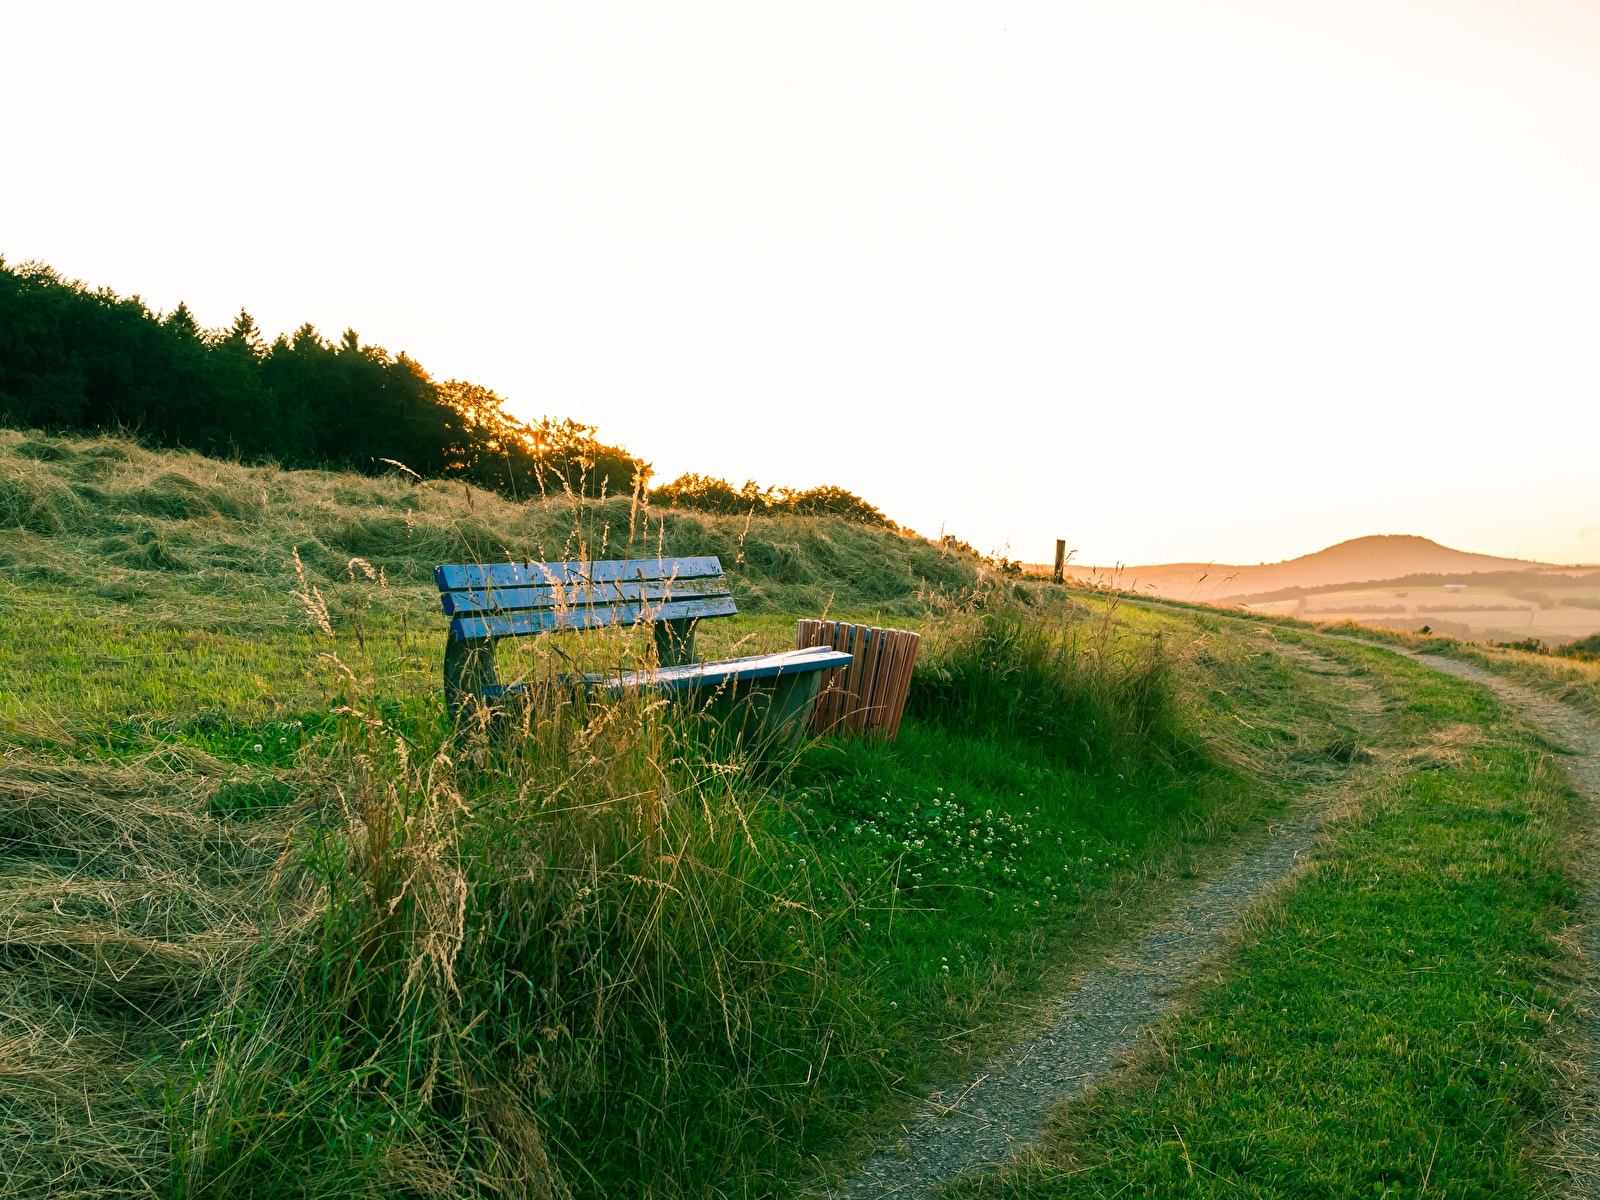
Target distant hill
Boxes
[1077,536,1585,602]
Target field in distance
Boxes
[1242,580,1600,642]
[1056,534,1600,643]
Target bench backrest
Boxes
[434,556,736,643]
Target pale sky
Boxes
[4,2,1598,566]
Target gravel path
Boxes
[830,644,1379,1198]
[831,629,1600,1198]
[831,804,1327,1197]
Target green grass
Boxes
[953,637,1584,1199]
[0,572,1368,1198]
[0,429,1510,1199]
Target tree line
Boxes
[0,257,894,523]
[0,258,642,498]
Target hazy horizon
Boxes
[5,2,1597,567]
[1081,533,1596,571]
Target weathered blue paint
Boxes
[434,556,723,593]
[439,574,731,617]
[447,595,739,642]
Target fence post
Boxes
[1053,539,1066,584]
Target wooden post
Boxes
[1052,539,1066,584]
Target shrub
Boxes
[650,472,894,528]
[1557,633,1600,661]
[907,600,1188,772]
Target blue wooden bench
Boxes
[434,556,852,745]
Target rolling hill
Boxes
[1082,535,1581,602]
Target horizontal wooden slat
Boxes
[449,595,738,642]
[435,556,724,593]
[612,645,854,691]
[440,574,730,617]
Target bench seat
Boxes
[478,645,853,699]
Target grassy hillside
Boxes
[0,429,980,725]
[0,428,972,613]
[0,432,1577,1200]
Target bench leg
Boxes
[697,668,826,752]
[768,669,826,749]
[444,636,499,720]
[654,618,698,668]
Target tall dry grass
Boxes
[162,630,888,1199]
[0,430,1208,1198]
[908,595,1189,772]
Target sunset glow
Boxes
[4,1,1597,565]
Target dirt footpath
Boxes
[830,631,1600,1198]
[830,643,1382,1198]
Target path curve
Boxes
[833,806,1327,1197]
[831,640,1379,1197]
[831,626,1600,1197]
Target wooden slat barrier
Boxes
[795,619,921,739]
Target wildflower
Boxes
[252,743,263,753]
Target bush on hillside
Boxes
[1562,633,1600,661]
[650,472,893,528]
[443,381,643,499]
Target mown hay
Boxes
[0,429,980,626]
[0,755,292,1198]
